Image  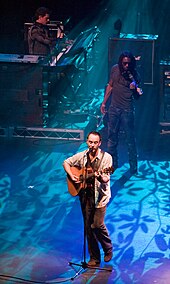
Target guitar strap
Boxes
[95,150,105,172]
[84,150,105,192]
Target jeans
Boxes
[107,106,137,171]
[79,190,112,261]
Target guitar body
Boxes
[67,167,85,196]
[67,166,114,197]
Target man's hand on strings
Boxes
[71,174,81,183]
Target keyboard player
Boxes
[28,7,57,56]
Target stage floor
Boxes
[0,129,170,284]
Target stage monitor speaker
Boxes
[0,61,43,127]
[108,38,156,85]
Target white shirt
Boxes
[64,149,113,208]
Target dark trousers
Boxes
[79,190,112,261]
[107,106,137,171]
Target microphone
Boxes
[127,71,137,86]
[127,71,143,95]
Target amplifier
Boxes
[108,37,157,85]
[159,62,170,124]
[0,61,43,127]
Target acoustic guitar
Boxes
[67,166,114,196]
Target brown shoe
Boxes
[104,252,113,262]
[87,259,100,266]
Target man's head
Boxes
[86,131,101,155]
[118,51,136,73]
[35,7,50,25]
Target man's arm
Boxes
[31,27,54,45]
[100,83,112,114]
[128,70,143,98]
[63,161,80,183]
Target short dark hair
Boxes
[87,131,101,141]
[35,7,51,20]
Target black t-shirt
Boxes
[109,64,140,111]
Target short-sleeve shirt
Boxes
[109,64,140,110]
[64,149,113,208]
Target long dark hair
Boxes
[118,50,139,82]
[118,51,136,73]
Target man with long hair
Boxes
[101,51,142,174]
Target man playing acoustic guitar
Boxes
[63,131,113,266]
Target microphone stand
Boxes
[69,164,112,281]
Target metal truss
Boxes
[0,127,84,141]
